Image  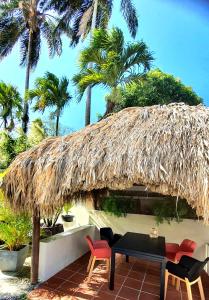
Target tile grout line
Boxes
[137,262,151,300]
[115,258,137,299]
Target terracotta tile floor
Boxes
[28,253,209,300]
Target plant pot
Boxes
[0,244,29,272]
[61,214,74,222]
[41,223,64,237]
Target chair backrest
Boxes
[179,239,197,252]
[85,235,94,253]
[188,257,209,281]
[100,227,114,242]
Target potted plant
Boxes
[61,202,74,222]
[0,192,32,272]
[41,207,64,237]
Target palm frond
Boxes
[120,0,138,38]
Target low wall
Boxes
[90,210,209,268]
[38,225,97,282]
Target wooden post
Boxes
[31,207,40,284]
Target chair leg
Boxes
[172,276,176,286]
[164,270,169,300]
[87,256,96,282]
[185,278,193,300]
[197,278,205,300]
[176,278,180,291]
[87,254,93,272]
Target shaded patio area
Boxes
[28,253,209,300]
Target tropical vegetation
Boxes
[73,27,153,115]
[0,82,22,131]
[0,0,70,133]
[111,69,202,112]
[28,72,71,136]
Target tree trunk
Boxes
[85,86,92,126]
[22,29,33,133]
[85,0,98,126]
[55,113,60,136]
[3,118,7,130]
[31,207,40,285]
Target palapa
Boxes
[2,103,209,223]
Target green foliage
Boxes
[152,198,195,226]
[0,1,70,69]
[101,196,132,217]
[0,119,47,169]
[63,202,74,214]
[49,0,138,46]
[112,69,202,111]
[73,27,153,105]
[0,196,32,251]
[0,81,22,131]
[28,72,71,136]
[0,131,16,169]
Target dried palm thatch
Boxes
[2,103,209,223]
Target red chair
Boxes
[166,239,197,262]
[85,235,111,282]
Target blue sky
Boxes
[0,0,209,132]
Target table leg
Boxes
[126,255,129,263]
[109,250,115,290]
[160,259,166,300]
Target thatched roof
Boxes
[2,103,209,223]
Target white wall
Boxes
[38,225,97,282]
[90,210,209,265]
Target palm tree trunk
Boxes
[22,28,33,133]
[55,112,60,136]
[85,0,98,126]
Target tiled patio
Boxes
[28,253,209,300]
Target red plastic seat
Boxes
[166,239,197,262]
[85,235,111,282]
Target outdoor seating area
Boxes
[28,251,209,300]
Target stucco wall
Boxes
[89,210,209,269]
[38,225,97,282]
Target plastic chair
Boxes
[100,227,122,247]
[85,235,111,282]
[166,239,197,262]
[165,255,209,300]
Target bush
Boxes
[101,196,132,217]
[0,190,32,251]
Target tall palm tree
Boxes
[0,82,22,131]
[49,0,139,125]
[0,0,71,133]
[73,28,154,115]
[28,72,71,136]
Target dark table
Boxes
[109,232,166,300]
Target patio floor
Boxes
[28,253,209,300]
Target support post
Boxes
[31,207,40,284]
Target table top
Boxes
[112,232,166,258]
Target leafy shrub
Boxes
[152,198,196,225]
[0,195,32,251]
[101,196,132,217]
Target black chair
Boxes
[100,227,122,247]
[165,255,209,300]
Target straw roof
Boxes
[2,103,209,223]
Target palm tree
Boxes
[0,82,22,131]
[73,28,154,115]
[49,0,139,125]
[28,72,71,136]
[0,0,71,133]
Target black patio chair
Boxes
[165,255,209,300]
[100,227,122,247]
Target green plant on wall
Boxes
[152,198,195,226]
[101,196,132,217]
